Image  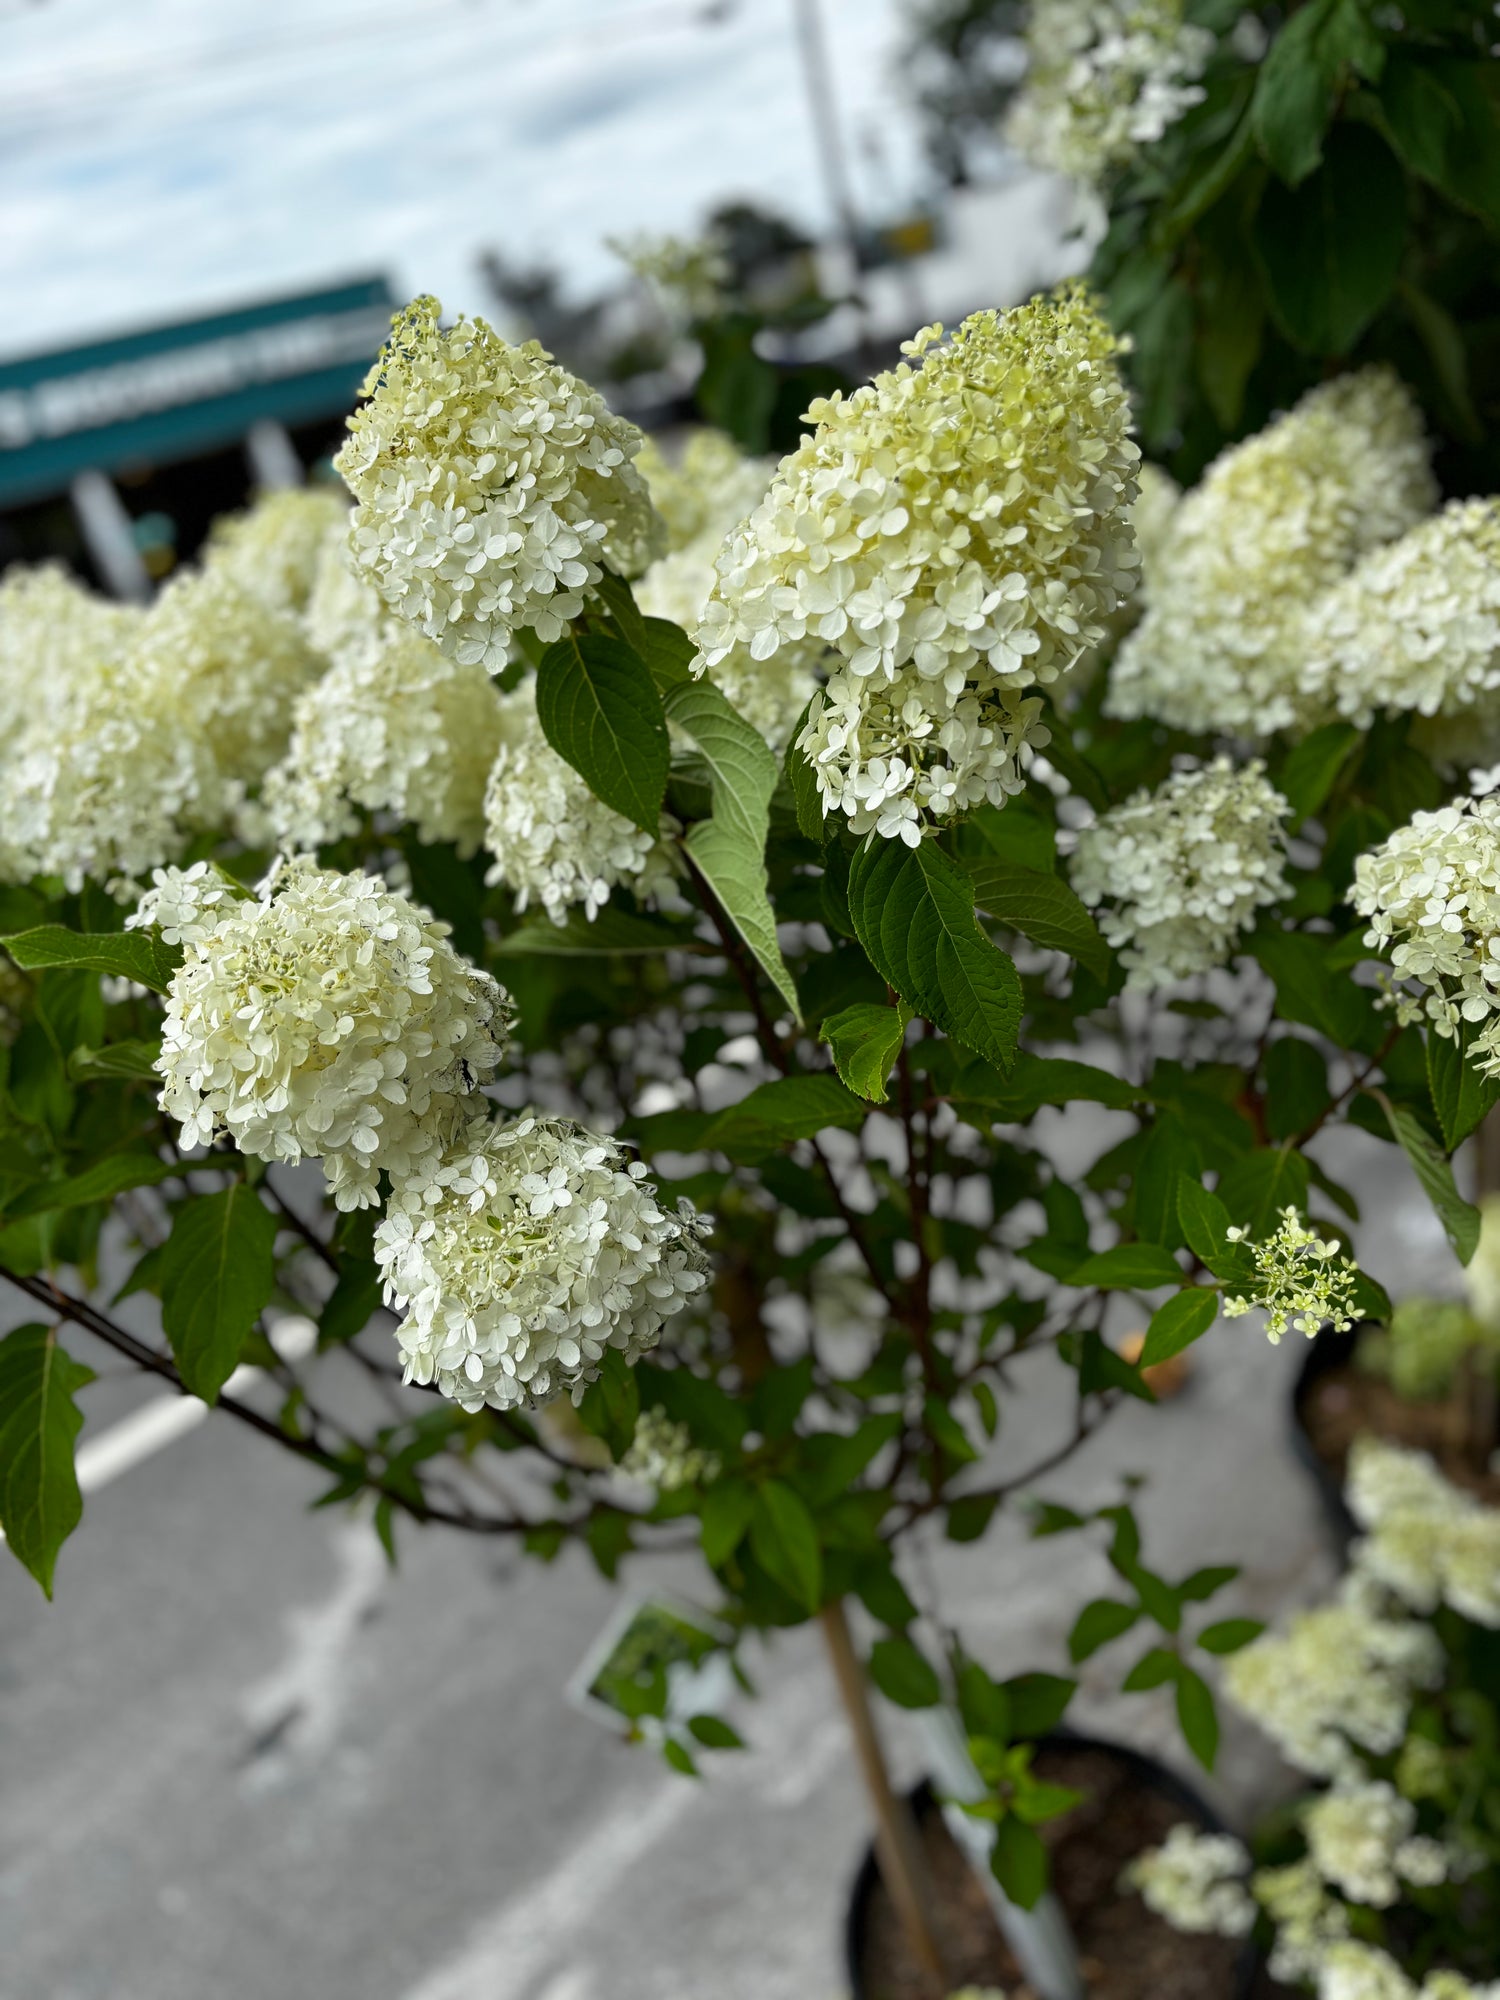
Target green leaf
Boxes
[1003,1672,1076,1739]
[1426,1024,1500,1153]
[705,1074,865,1163]
[1140,1288,1219,1368]
[665,677,800,1019]
[749,1479,822,1612]
[1383,1098,1481,1265]
[868,1635,943,1710]
[1276,723,1360,827]
[1379,54,1500,230]
[819,1002,910,1104]
[849,837,1021,1071]
[1251,0,1383,185]
[575,1348,641,1461]
[687,1713,744,1750]
[3,926,181,994]
[1254,124,1407,355]
[1264,1038,1332,1143]
[965,858,1111,984]
[1177,1564,1238,1604]
[494,905,702,957]
[701,1477,756,1566]
[1068,1597,1140,1662]
[991,1814,1049,1911]
[535,632,669,834]
[1197,1617,1265,1655]
[66,1039,163,1083]
[946,1492,1000,1543]
[1215,1148,1311,1240]
[9,1151,181,1218]
[952,1053,1142,1123]
[593,568,650,658]
[638,616,697,692]
[661,1736,700,1778]
[784,699,827,842]
[1077,1330,1155,1404]
[1134,1116,1200,1249]
[1175,1664,1220,1771]
[1067,1244,1183,1291]
[160,1186,280,1403]
[0,1323,93,1596]
[1121,1645,1180,1692]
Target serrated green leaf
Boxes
[493,905,703,957]
[749,1479,822,1611]
[1067,1244,1183,1291]
[966,857,1111,983]
[1251,0,1382,185]
[951,1053,1142,1123]
[665,678,800,1019]
[1276,723,1360,826]
[1121,1645,1179,1692]
[701,1477,756,1567]
[1254,124,1407,355]
[1383,1097,1481,1264]
[991,1813,1049,1910]
[1003,1672,1076,1738]
[819,1002,910,1103]
[1426,1023,1500,1153]
[9,1151,181,1218]
[0,1323,93,1597]
[705,1074,864,1163]
[849,837,1021,1071]
[868,1634,942,1709]
[1175,1664,1219,1771]
[1139,1288,1219,1368]
[160,1186,280,1403]
[66,1038,163,1083]
[3,926,181,994]
[535,632,668,834]
[593,567,651,659]
[783,699,826,841]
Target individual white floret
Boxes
[373,1114,712,1411]
[483,681,679,922]
[1352,796,1500,1075]
[337,297,664,671]
[1006,0,1215,184]
[204,486,350,614]
[1109,370,1436,736]
[127,860,247,949]
[1121,1823,1255,1936]
[154,857,512,1209]
[262,621,504,855]
[696,287,1138,836]
[1070,757,1289,987]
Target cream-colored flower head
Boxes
[483,679,679,922]
[303,519,387,658]
[1071,757,1288,987]
[337,297,664,670]
[151,856,512,1209]
[204,486,350,615]
[619,1405,720,1491]
[1219,1206,1358,1343]
[137,564,323,795]
[262,621,504,856]
[1109,369,1435,736]
[1121,1824,1255,1937]
[0,563,142,743]
[373,1113,712,1411]
[1352,796,1500,1075]
[637,429,773,554]
[1006,0,1215,185]
[694,287,1137,836]
[1299,498,1500,766]
[1347,1437,1500,1630]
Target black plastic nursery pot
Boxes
[845,1731,1261,2000]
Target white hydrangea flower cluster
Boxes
[638,430,773,554]
[1005,0,1215,184]
[692,288,1138,839]
[1109,369,1436,736]
[262,620,505,855]
[618,1406,721,1491]
[1317,1942,1500,2000]
[1302,1781,1447,1908]
[135,564,324,796]
[1253,1858,1352,1986]
[127,860,246,948]
[1222,1572,1443,1780]
[483,681,679,923]
[1347,1436,1500,1629]
[1220,1206,1359,1344]
[1070,757,1289,987]
[612,231,732,323]
[1299,500,1500,764]
[373,1114,711,1411]
[1352,796,1500,1075]
[337,297,664,672]
[151,856,512,1209]
[204,486,350,614]
[303,520,387,658]
[1120,1824,1255,1935]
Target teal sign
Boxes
[0,277,396,507]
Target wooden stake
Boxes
[819,1597,949,1994]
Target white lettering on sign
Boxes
[0,305,392,450]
